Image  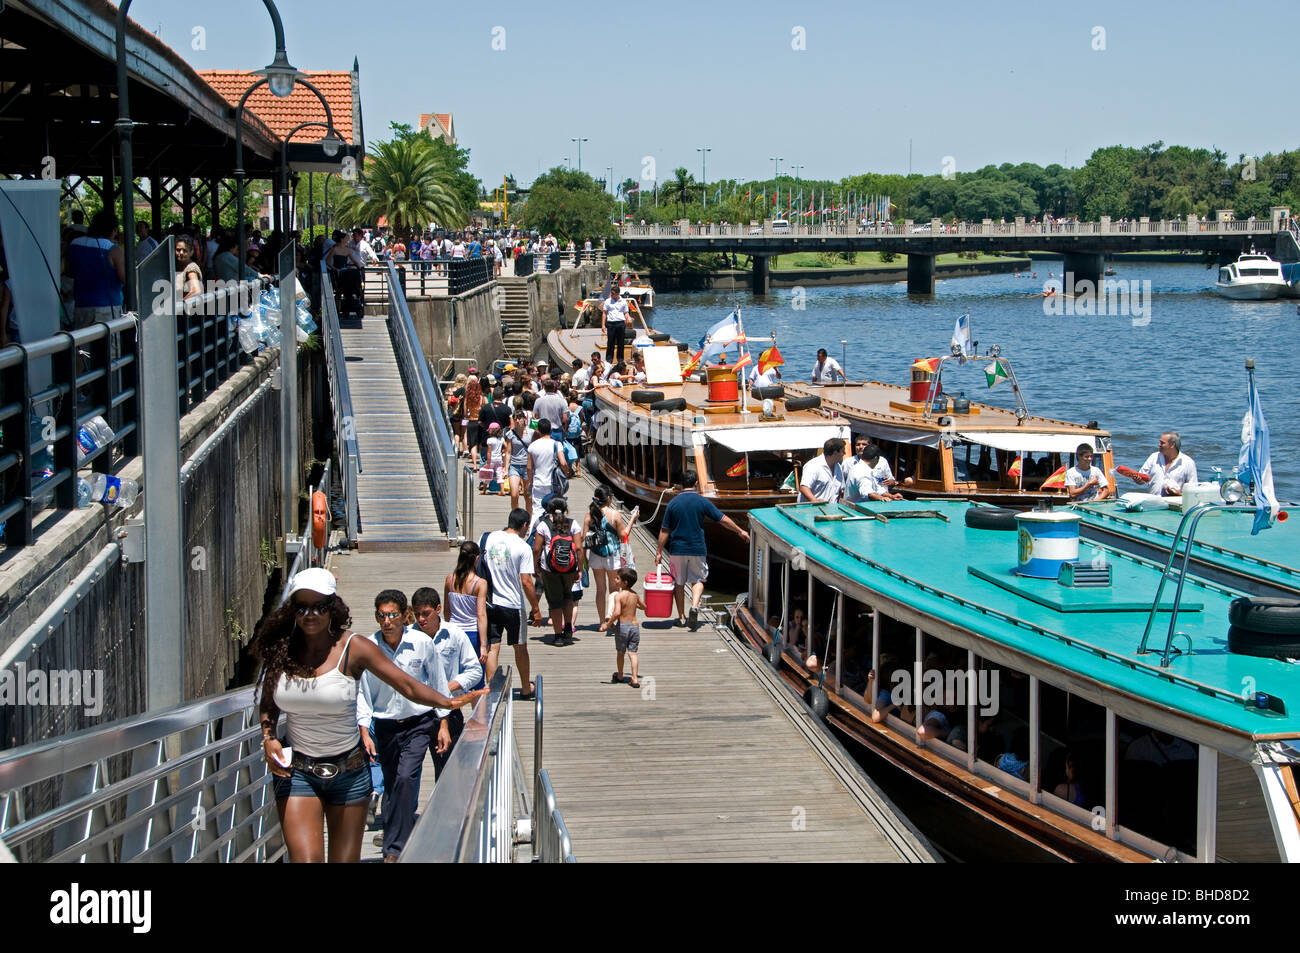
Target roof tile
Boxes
[197,70,357,144]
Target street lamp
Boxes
[571,137,588,172]
[697,147,711,207]
[563,156,570,171]
[770,156,783,182]
[281,121,344,246]
[116,0,296,310]
[792,164,804,182]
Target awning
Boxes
[957,431,1097,454]
[704,425,850,453]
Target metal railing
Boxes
[385,260,458,535]
[0,314,139,549]
[176,277,268,415]
[616,218,1286,240]
[319,264,361,545]
[530,675,574,862]
[448,258,494,295]
[0,686,283,863]
[459,463,476,545]
[400,667,515,862]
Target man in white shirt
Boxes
[811,348,845,383]
[483,508,543,699]
[602,285,631,363]
[352,227,378,265]
[410,587,482,777]
[799,437,847,503]
[570,358,591,395]
[356,588,442,862]
[525,417,570,518]
[750,362,781,390]
[844,439,904,502]
[1138,431,1197,496]
[1065,443,1112,503]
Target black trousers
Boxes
[431,709,465,779]
[605,321,626,364]
[373,711,436,858]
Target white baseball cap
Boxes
[286,567,337,599]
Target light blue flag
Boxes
[1239,374,1278,534]
[698,310,740,350]
[950,312,972,363]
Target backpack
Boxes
[585,515,615,558]
[543,516,579,573]
[549,442,570,498]
[476,531,495,603]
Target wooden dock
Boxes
[331,466,933,863]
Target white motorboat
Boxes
[616,270,655,310]
[1214,251,1286,300]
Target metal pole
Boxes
[114,0,139,312]
[137,238,184,708]
[280,242,300,566]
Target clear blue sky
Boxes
[132,0,1299,188]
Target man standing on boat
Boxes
[602,285,630,364]
[800,438,847,503]
[811,348,845,384]
[656,470,750,630]
[1066,443,1113,503]
[845,439,904,502]
[1138,431,1197,496]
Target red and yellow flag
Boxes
[1040,466,1068,490]
[726,458,748,477]
[682,350,703,375]
[733,351,753,372]
[758,345,785,375]
[1007,456,1023,479]
[912,357,940,374]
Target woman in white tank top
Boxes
[443,541,489,664]
[253,568,484,863]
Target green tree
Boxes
[517,168,616,243]
[661,167,697,218]
[1076,146,1138,219]
[332,134,467,244]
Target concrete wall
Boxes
[409,281,505,377]
[530,263,609,356]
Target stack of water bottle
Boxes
[236,282,318,355]
[75,415,138,508]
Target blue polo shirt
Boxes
[662,492,724,556]
[468,241,482,258]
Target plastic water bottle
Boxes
[581,559,590,588]
[76,415,116,463]
[624,506,639,541]
[76,474,139,508]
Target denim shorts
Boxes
[274,763,372,806]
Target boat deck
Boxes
[750,499,1300,741]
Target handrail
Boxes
[535,770,575,863]
[279,459,332,604]
[0,687,283,863]
[385,260,458,535]
[615,219,1285,240]
[319,263,361,545]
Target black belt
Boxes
[290,743,368,779]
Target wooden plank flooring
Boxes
[332,469,920,862]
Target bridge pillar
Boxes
[907,253,934,295]
[1063,252,1104,292]
[752,254,770,294]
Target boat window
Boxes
[705,445,797,492]
[917,633,971,751]
[890,442,917,485]
[1038,682,1107,817]
[953,443,998,483]
[872,610,919,728]
[1218,269,1230,282]
[807,576,839,670]
[786,566,809,658]
[1116,716,1198,857]
[915,446,943,483]
[972,656,1032,779]
[763,555,787,635]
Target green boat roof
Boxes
[1075,501,1300,597]
[750,500,1300,738]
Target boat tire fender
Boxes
[964,506,1019,530]
[1227,624,1300,660]
[650,397,688,412]
[804,685,829,720]
[937,416,954,428]
[762,640,783,668]
[784,396,822,412]
[630,389,665,404]
[650,332,672,343]
[676,341,690,351]
[584,452,601,476]
[1227,597,1300,636]
[751,385,785,401]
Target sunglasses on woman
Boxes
[294,598,334,617]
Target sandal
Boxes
[630,678,640,688]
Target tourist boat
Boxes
[783,351,1114,508]
[572,295,647,328]
[1214,252,1287,300]
[615,269,655,311]
[732,497,1300,862]
[547,325,849,575]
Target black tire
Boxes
[585,452,601,475]
[676,341,690,351]
[784,396,821,411]
[650,332,672,343]
[751,385,785,400]
[804,685,829,720]
[1227,597,1300,636]
[650,397,687,412]
[1228,624,1300,660]
[630,389,665,404]
[964,506,1019,530]
[762,640,783,668]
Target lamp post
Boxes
[570,137,588,172]
[563,156,570,171]
[280,121,343,249]
[607,166,614,196]
[116,0,296,311]
[697,147,711,207]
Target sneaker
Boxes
[373,832,384,848]
[688,608,699,631]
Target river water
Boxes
[643,261,1299,499]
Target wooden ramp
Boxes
[338,315,444,548]
[330,468,933,862]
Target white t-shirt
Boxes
[527,437,562,499]
[533,515,582,570]
[1065,464,1109,502]
[869,457,894,484]
[800,455,845,502]
[1139,451,1198,496]
[811,356,844,383]
[572,367,592,393]
[843,458,883,503]
[752,367,780,389]
[483,529,534,610]
[485,435,505,468]
[603,296,630,324]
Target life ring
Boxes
[751,385,785,400]
[1227,597,1300,636]
[630,389,665,404]
[650,397,687,412]
[784,396,821,412]
[311,491,328,550]
[1227,624,1300,660]
[964,506,1019,530]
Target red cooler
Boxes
[644,572,675,619]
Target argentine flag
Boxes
[1239,373,1278,535]
[950,312,972,363]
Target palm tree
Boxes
[334,135,466,244]
[661,167,696,218]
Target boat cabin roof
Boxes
[750,499,1300,743]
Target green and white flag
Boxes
[985,358,1009,388]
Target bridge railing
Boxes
[616,218,1281,240]
[319,265,361,546]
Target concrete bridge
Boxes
[609,210,1295,293]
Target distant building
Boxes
[419,112,455,146]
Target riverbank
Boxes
[638,256,1031,291]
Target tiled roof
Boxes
[198,71,358,144]
[419,112,454,139]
